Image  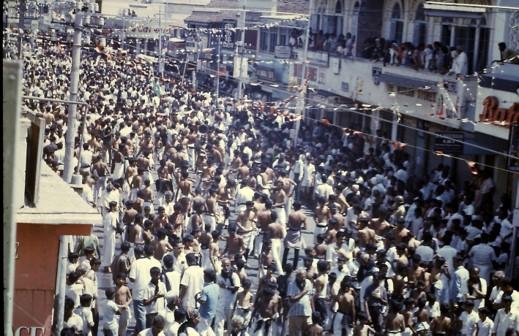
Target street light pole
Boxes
[292,0,312,147]
[63,12,83,184]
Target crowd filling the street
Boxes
[4,26,519,336]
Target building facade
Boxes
[282,0,519,199]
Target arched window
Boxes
[350,1,360,35]
[333,0,344,37]
[414,3,426,46]
[392,3,401,19]
[390,2,404,42]
[335,0,342,14]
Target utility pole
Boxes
[157,7,164,77]
[236,0,247,100]
[18,0,26,58]
[215,36,221,104]
[63,12,83,184]
[292,0,312,147]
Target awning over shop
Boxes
[424,2,486,19]
[379,72,438,92]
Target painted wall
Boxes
[13,223,91,335]
[298,55,463,127]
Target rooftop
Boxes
[277,0,309,14]
[17,163,101,226]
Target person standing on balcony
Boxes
[497,42,518,63]
[345,32,354,57]
[449,46,468,77]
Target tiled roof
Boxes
[207,0,240,8]
[185,0,239,24]
[277,0,309,14]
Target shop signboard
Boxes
[433,131,464,155]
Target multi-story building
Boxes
[279,0,519,198]
[185,0,519,197]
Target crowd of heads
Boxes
[4,27,519,336]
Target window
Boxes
[269,29,278,53]
[397,86,415,97]
[390,3,403,43]
[351,1,360,33]
[417,89,436,102]
[335,0,342,14]
[260,30,268,51]
[414,3,426,46]
[279,34,286,46]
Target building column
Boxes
[16,118,31,209]
[414,121,426,177]
[371,108,380,136]
[489,0,508,63]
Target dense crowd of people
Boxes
[360,38,469,75]
[4,27,519,336]
[309,30,356,58]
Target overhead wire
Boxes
[282,108,519,176]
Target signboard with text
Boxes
[433,131,464,155]
[222,23,236,49]
[274,46,291,59]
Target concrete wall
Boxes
[298,55,462,128]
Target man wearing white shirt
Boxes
[80,143,93,172]
[415,232,435,264]
[460,301,478,336]
[301,156,315,203]
[476,307,494,336]
[437,233,458,273]
[493,296,519,336]
[120,120,133,138]
[314,176,334,202]
[143,267,167,328]
[179,253,204,312]
[469,234,496,282]
[162,255,181,301]
[496,208,514,244]
[130,245,162,334]
[449,46,468,76]
[453,256,470,302]
[234,178,256,213]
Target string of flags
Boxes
[268,108,519,175]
